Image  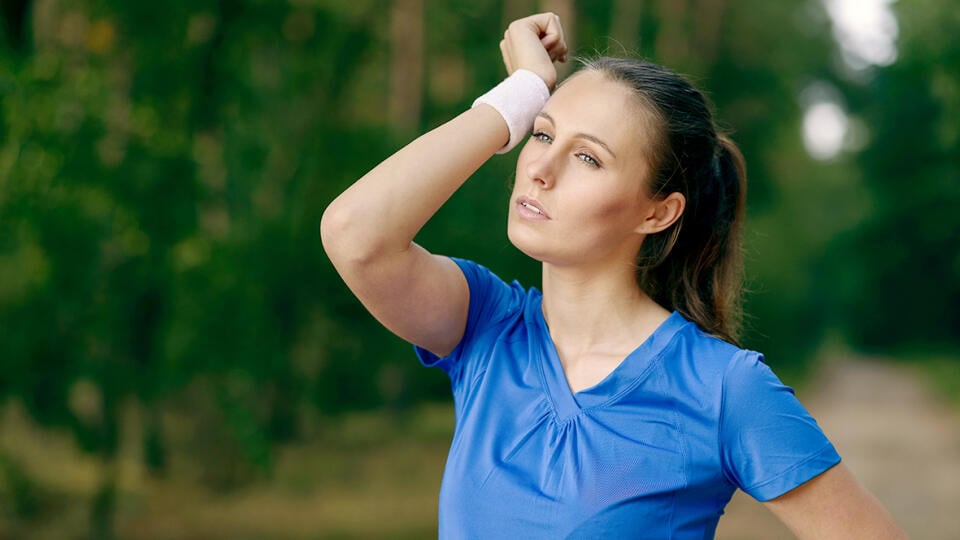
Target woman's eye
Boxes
[577,153,600,168]
[532,131,552,143]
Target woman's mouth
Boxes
[516,197,550,220]
[521,201,543,215]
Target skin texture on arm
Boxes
[320,13,568,357]
[320,105,506,357]
[763,463,909,539]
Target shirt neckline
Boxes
[525,290,688,421]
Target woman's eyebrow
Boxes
[536,111,618,158]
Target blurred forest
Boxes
[0,0,957,538]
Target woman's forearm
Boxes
[320,104,508,267]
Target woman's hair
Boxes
[580,57,747,345]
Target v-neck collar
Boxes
[526,290,688,422]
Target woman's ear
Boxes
[636,192,685,234]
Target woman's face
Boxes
[508,70,662,269]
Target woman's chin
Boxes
[507,226,545,260]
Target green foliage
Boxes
[0,0,957,535]
[824,0,960,352]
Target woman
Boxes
[320,12,906,539]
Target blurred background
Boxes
[1,0,958,538]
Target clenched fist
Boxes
[499,12,569,91]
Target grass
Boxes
[0,400,456,539]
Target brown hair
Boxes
[581,57,747,344]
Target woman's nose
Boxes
[525,150,557,189]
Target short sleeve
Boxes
[719,350,842,501]
[414,258,525,378]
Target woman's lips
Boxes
[516,196,550,220]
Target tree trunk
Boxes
[501,0,537,30]
[89,389,120,539]
[692,0,726,67]
[143,405,167,474]
[389,0,424,132]
[655,0,690,64]
[610,0,643,54]
[89,459,117,540]
[540,0,575,79]
[0,0,31,54]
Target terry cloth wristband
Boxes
[472,69,551,154]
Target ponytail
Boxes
[582,57,747,344]
[706,135,747,342]
[635,134,746,344]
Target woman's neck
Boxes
[540,261,671,355]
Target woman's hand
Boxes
[500,12,569,90]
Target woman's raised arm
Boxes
[320,106,506,357]
[320,13,567,357]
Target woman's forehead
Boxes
[542,70,659,158]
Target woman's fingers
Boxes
[500,12,568,90]
[539,12,568,61]
[499,39,514,74]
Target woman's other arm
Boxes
[764,463,908,539]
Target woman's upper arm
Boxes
[319,106,511,358]
[326,239,470,358]
[763,463,908,539]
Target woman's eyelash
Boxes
[577,153,600,167]
[531,131,552,143]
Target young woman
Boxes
[321,12,906,539]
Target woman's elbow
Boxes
[319,200,344,253]
[320,201,356,263]
[320,200,385,269]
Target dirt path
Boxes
[715,356,960,540]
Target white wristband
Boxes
[472,69,551,154]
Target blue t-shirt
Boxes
[416,259,840,539]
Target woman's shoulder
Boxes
[449,257,541,327]
[667,316,804,420]
[665,314,767,388]
[671,314,757,359]
[452,257,538,294]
